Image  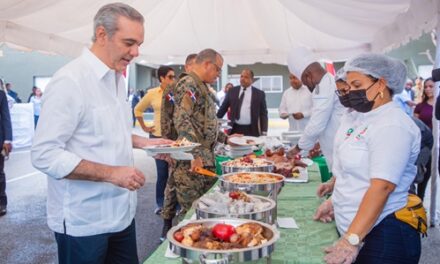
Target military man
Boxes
[160,49,227,238]
[159,53,196,241]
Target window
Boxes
[227,75,283,93]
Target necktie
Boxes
[236,87,246,120]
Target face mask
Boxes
[338,93,352,108]
[347,80,379,113]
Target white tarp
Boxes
[0,0,438,65]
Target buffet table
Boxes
[143,164,339,264]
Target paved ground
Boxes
[1,124,440,263]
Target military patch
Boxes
[166,92,175,104]
[187,90,197,102]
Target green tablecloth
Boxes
[143,164,338,264]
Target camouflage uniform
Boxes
[170,72,226,218]
[159,73,185,220]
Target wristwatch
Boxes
[345,233,361,246]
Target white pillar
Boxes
[220,63,228,91]
[430,13,440,225]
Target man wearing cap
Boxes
[286,47,344,170]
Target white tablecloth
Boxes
[10,103,34,149]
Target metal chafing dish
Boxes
[167,218,280,264]
[221,159,274,174]
[195,194,277,224]
[219,172,285,201]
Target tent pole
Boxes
[430,12,440,226]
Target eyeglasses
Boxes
[334,78,379,97]
[166,74,175,80]
[211,62,222,73]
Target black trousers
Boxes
[231,124,259,137]
[54,220,138,264]
[0,154,6,206]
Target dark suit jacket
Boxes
[0,91,13,144]
[217,86,268,136]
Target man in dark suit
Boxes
[0,85,13,216]
[217,69,268,137]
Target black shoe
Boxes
[160,219,173,242]
[0,205,6,216]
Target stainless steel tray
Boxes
[195,195,277,224]
[167,218,280,263]
[219,172,285,201]
[221,160,274,174]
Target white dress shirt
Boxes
[278,85,313,132]
[298,73,344,170]
[332,102,420,234]
[31,48,136,237]
[235,86,252,125]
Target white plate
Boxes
[301,158,314,166]
[143,143,200,154]
[229,136,264,146]
[285,167,309,183]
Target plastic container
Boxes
[312,156,332,182]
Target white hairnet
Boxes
[287,46,317,79]
[335,67,346,81]
[343,53,407,94]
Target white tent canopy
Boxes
[0,0,438,65]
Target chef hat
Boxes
[344,53,407,94]
[287,46,317,79]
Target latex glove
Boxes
[317,181,334,198]
[313,199,334,223]
[143,138,174,147]
[324,237,360,264]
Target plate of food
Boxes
[284,166,309,183]
[229,136,264,146]
[143,138,200,153]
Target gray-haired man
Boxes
[31,3,171,263]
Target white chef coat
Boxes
[298,73,344,169]
[278,85,313,132]
[332,102,420,234]
[31,48,136,237]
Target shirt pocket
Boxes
[338,142,368,173]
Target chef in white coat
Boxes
[314,53,422,264]
[286,47,344,170]
[278,73,312,132]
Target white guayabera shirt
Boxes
[31,48,135,236]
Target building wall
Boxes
[0,46,71,100]
[228,63,290,109]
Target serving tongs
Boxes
[194,166,218,177]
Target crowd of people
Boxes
[0,2,436,264]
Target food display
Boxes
[222,156,272,168]
[197,190,272,214]
[220,172,285,202]
[172,221,273,249]
[224,172,283,184]
[196,190,276,224]
[221,155,274,173]
[262,148,308,178]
